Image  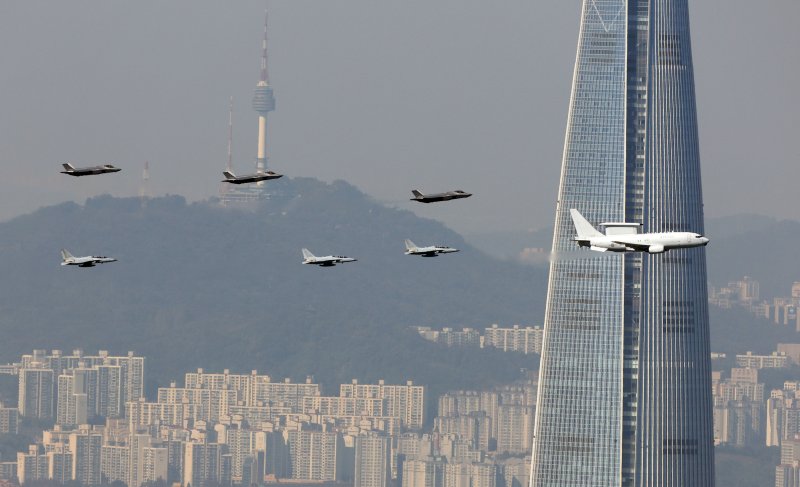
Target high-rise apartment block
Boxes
[495,405,533,454]
[183,440,227,487]
[69,428,103,486]
[483,325,543,355]
[341,380,425,430]
[17,350,144,422]
[402,457,445,487]
[101,444,130,484]
[287,429,342,481]
[736,351,789,369]
[531,1,714,485]
[17,445,49,484]
[355,433,391,487]
[0,405,19,434]
[18,368,54,419]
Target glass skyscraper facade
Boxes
[529,1,714,486]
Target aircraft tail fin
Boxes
[570,209,604,239]
[60,249,74,261]
[301,248,315,260]
[411,190,424,198]
[223,170,236,180]
[62,163,75,171]
[404,239,417,251]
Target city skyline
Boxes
[0,347,536,487]
[0,2,796,234]
[531,1,713,486]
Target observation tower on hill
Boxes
[220,10,277,206]
[252,9,276,186]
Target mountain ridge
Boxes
[0,177,545,397]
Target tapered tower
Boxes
[529,2,714,486]
[252,9,276,183]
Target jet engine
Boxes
[648,244,665,254]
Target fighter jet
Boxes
[60,163,121,177]
[60,249,117,268]
[410,189,472,203]
[221,170,282,184]
[570,209,709,254]
[301,248,357,267]
[404,239,460,257]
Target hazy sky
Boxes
[0,1,797,235]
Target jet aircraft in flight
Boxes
[60,249,117,267]
[301,248,357,267]
[410,189,472,203]
[404,239,459,257]
[60,163,121,177]
[570,209,709,254]
[221,170,282,184]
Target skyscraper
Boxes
[529,2,713,486]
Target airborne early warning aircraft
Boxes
[60,249,117,268]
[301,249,357,267]
[410,189,472,203]
[570,209,709,254]
[221,170,282,184]
[404,239,459,257]
[60,163,121,177]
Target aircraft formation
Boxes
[57,163,471,269]
[57,161,711,268]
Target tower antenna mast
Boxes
[227,96,234,172]
[260,9,269,84]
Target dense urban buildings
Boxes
[710,279,800,331]
[415,324,544,355]
[530,1,714,485]
[0,349,534,487]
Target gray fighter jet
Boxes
[221,170,282,184]
[61,163,121,177]
[301,248,357,267]
[404,239,459,257]
[410,189,472,203]
[60,249,117,268]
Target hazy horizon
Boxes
[1,1,797,234]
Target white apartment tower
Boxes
[355,434,391,487]
[18,368,54,419]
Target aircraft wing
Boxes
[611,239,649,251]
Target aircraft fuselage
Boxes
[61,166,121,176]
[576,232,709,253]
[222,171,283,184]
[410,191,472,203]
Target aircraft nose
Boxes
[701,237,709,245]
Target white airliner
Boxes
[404,239,459,257]
[570,209,709,254]
[301,248,357,267]
[60,249,117,267]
